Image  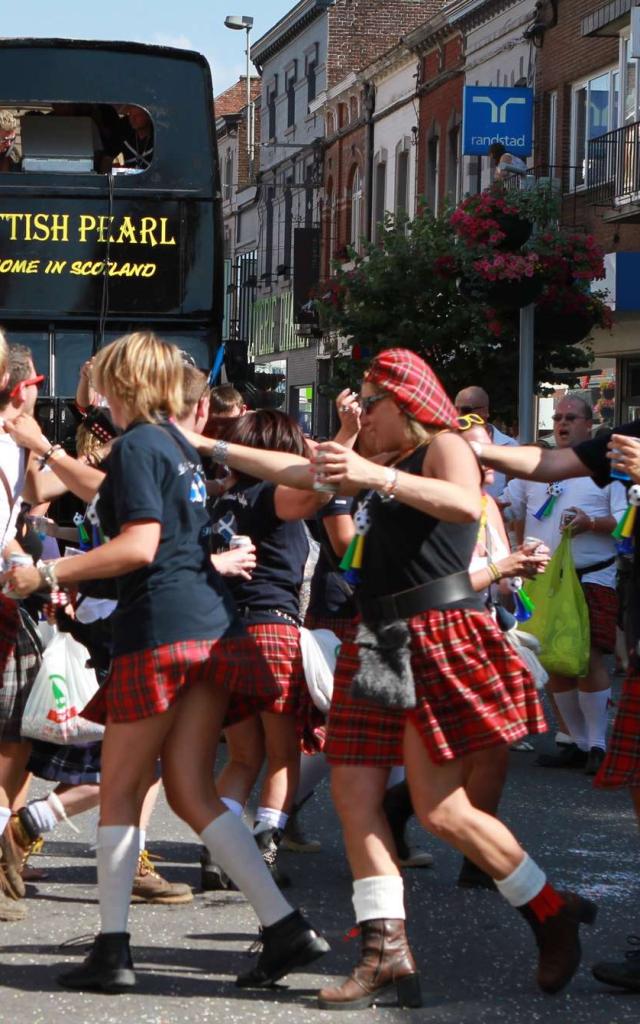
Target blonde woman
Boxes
[8,332,328,994]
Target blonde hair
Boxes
[92,331,183,423]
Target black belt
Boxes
[236,606,301,628]
[575,556,616,580]
[357,571,477,622]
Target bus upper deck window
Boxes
[0,103,153,175]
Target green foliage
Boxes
[315,197,604,423]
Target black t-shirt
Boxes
[97,421,238,656]
[358,446,484,609]
[307,495,356,620]
[574,420,640,648]
[210,479,308,625]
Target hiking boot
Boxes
[519,889,598,993]
[13,808,45,873]
[0,819,27,899]
[131,850,193,904]
[199,845,238,891]
[58,932,136,993]
[317,918,422,1010]
[593,934,640,991]
[255,827,291,889]
[0,865,26,921]
[236,909,330,988]
[281,813,321,854]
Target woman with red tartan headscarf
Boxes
[181,348,597,1010]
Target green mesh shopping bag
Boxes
[519,532,590,678]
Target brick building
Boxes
[535,0,640,421]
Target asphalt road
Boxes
[1,689,639,1024]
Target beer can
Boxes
[523,536,544,553]
[312,478,340,494]
[230,535,252,550]
[560,509,577,529]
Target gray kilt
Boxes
[0,609,43,743]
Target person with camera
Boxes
[501,396,626,775]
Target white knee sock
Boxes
[553,690,588,751]
[294,752,329,805]
[96,825,140,934]
[578,689,610,750]
[0,806,10,837]
[352,875,405,923]
[221,797,244,818]
[200,812,293,927]
[138,829,146,854]
[254,807,288,833]
[495,853,545,907]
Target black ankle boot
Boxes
[382,781,414,862]
[255,827,291,889]
[199,845,238,892]
[236,909,330,988]
[58,932,135,993]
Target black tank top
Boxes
[358,446,484,611]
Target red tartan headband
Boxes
[364,348,459,430]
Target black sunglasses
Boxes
[360,393,389,414]
[456,404,484,415]
[552,413,586,423]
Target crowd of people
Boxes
[0,328,638,1006]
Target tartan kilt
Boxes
[241,623,306,716]
[82,633,281,725]
[0,609,42,744]
[303,614,357,644]
[595,670,640,789]
[0,595,19,685]
[325,608,546,767]
[28,740,102,785]
[583,583,617,654]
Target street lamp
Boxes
[224,14,255,173]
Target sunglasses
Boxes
[9,374,45,399]
[456,404,484,414]
[457,413,486,431]
[552,413,586,423]
[360,393,389,414]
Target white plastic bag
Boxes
[506,628,549,690]
[299,627,341,713]
[21,630,105,745]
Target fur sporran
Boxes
[351,619,416,709]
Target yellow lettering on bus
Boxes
[139,217,158,247]
[0,214,23,241]
[78,216,98,243]
[50,215,70,242]
[159,218,176,246]
[112,218,138,245]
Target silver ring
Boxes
[339,405,350,413]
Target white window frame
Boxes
[620,31,640,126]
[548,90,557,168]
[350,166,363,250]
[570,64,619,189]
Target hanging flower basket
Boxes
[486,275,543,309]
[534,310,597,346]
[493,213,532,251]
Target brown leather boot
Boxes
[519,889,598,993]
[317,918,422,1010]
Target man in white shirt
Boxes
[0,343,45,921]
[455,385,518,499]
[502,396,625,775]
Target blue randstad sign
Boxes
[463,86,533,157]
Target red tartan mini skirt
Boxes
[595,669,640,789]
[583,583,618,654]
[82,634,281,725]
[325,608,546,767]
[245,622,306,716]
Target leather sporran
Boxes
[351,619,416,709]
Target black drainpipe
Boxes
[363,81,376,242]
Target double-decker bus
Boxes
[0,37,224,441]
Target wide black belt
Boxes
[575,556,616,580]
[357,571,477,622]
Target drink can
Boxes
[3,553,32,598]
[230,535,252,550]
[524,536,544,552]
[312,478,340,494]
[560,509,577,528]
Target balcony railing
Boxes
[502,164,585,228]
[585,122,640,208]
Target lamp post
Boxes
[224,15,255,174]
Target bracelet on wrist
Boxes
[487,561,502,583]
[588,515,596,531]
[377,467,398,498]
[37,443,63,471]
[209,439,229,465]
[36,560,59,592]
